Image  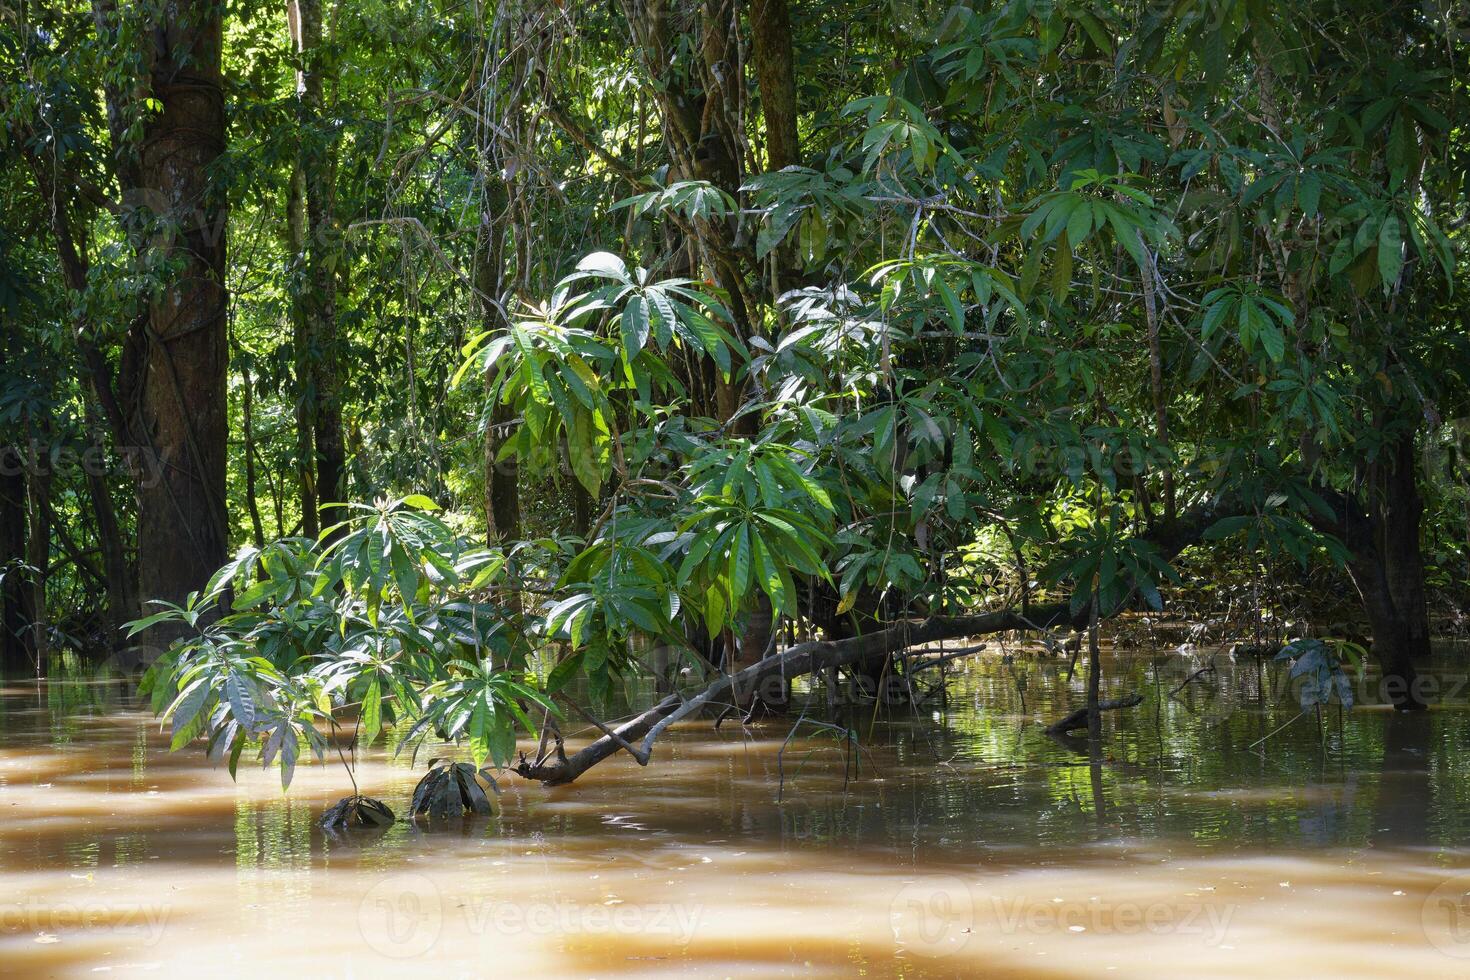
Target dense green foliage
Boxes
[3,0,1468,786]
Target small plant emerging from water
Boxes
[128,495,556,818]
[410,761,499,819]
[320,794,396,831]
[1251,637,1364,749]
[1274,637,1361,711]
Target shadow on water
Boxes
[3,644,1470,976]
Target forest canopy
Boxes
[3,0,1468,791]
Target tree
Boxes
[3,0,1465,790]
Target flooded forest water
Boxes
[4,643,1470,977]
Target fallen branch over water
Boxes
[1168,660,1217,697]
[1043,692,1144,735]
[908,643,989,672]
[514,509,1227,786]
[516,604,1080,785]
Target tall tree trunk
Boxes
[26,427,50,668]
[132,0,230,614]
[235,339,267,549]
[0,446,33,672]
[1338,432,1431,710]
[290,0,344,537]
[623,0,792,709]
[750,0,801,314]
[750,0,798,173]
[287,156,317,538]
[469,4,528,545]
[473,180,519,543]
[622,0,757,344]
[83,404,138,640]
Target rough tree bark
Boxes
[1329,432,1432,710]
[131,0,230,612]
[738,0,800,709]
[621,0,758,345]
[748,0,801,303]
[750,0,798,173]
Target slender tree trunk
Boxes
[469,5,526,546]
[290,0,344,537]
[83,405,138,640]
[236,341,267,549]
[750,0,800,306]
[132,0,230,614]
[287,156,317,538]
[473,186,520,543]
[26,428,50,667]
[0,446,33,672]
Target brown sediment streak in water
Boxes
[2,646,1469,977]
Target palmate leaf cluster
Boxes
[135,497,553,788]
[1275,638,1361,710]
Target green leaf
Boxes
[469,694,491,767]
[1377,214,1403,288]
[361,677,382,748]
[621,294,651,356]
[547,651,585,693]
[577,251,630,282]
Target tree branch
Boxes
[514,504,1236,786]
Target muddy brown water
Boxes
[3,645,1470,977]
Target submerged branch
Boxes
[1043,692,1144,735]
[516,605,1078,785]
[514,507,1228,786]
